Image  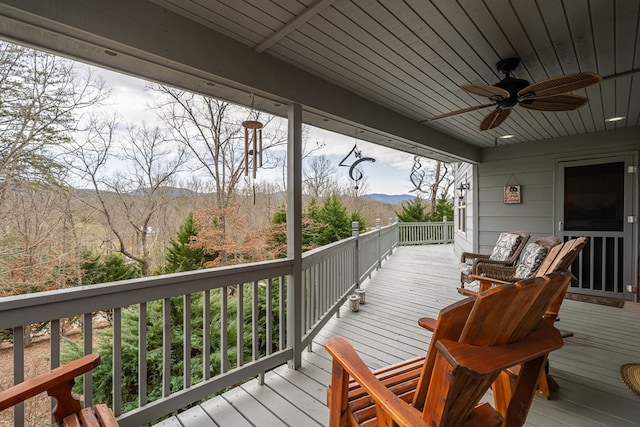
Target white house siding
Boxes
[468,127,639,269]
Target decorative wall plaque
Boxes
[503,185,521,204]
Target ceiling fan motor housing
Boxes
[493,76,530,108]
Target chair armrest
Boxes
[435,322,563,375]
[461,252,491,263]
[418,317,437,332]
[473,258,516,270]
[472,261,518,281]
[325,337,431,427]
[467,274,511,286]
[0,354,100,420]
[457,287,479,296]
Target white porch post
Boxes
[287,103,303,369]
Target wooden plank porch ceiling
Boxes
[157,245,640,427]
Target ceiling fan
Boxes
[426,58,603,131]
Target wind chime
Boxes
[242,94,263,179]
[339,129,375,190]
[409,155,428,193]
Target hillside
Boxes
[362,193,414,204]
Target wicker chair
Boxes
[468,237,561,285]
[459,230,530,285]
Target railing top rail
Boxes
[0,258,293,329]
[302,235,356,258]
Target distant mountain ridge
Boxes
[74,186,414,205]
[362,193,414,204]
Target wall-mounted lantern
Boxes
[457,183,470,200]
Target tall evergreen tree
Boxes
[80,252,141,285]
[425,193,454,222]
[267,196,366,257]
[308,194,352,246]
[163,213,216,273]
[396,197,429,222]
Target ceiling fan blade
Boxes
[479,108,511,131]
[461,84,510,99]
[519,94,588,111]
[423,103,494,123]
[517,72,603,97]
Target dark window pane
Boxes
[564,162,624,231]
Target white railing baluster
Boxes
[601,238,607,290]
[221,287,228,373]
[50,319,60,418]
[139,302,148,407]
[266,279,273,356]
[50,319,60,369]
[203,291,210,380]
[613,237,624,292]
[83,312,93,406]
[279,276,285,350]
[162,298,171,397]
[252,281,259,362]
[112,307,122,416]
[183,294,191,389]
[237,283,244,368]
[13,325,24,427]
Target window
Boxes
[456,179,467,233]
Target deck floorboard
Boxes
[161,244,640,427]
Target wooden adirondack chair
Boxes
[0,354,119,426]
[458,237,587,404]
[325,273,570,427]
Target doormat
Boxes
[565,293,625,308]
[620,364,640,398]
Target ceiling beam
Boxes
[255,0,337,53]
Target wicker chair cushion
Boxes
[464,280,481,293]
[514,242,548,279]
[489,232,522,261]
[459,262,473,275]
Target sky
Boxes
[93,67,433,195]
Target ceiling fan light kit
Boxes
[427,58,604,131]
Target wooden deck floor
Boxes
[157,245,640,427]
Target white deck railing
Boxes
[398,220,454,245]
[2,220,459,426]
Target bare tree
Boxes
[409,158,453,210]
[150,85,287,210]
[0,41,108,214]
[342,172,369,199]
[0,184,65,296]
[303,155,339,198]
[428,161,453,209]
[68,116,187,275]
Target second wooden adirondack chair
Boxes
[325,272,570,427]
[459,237,588,403]
[0,354,119,427]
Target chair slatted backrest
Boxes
[535,237,588,278]
[535,237,587,317]
[415,273,570,426]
